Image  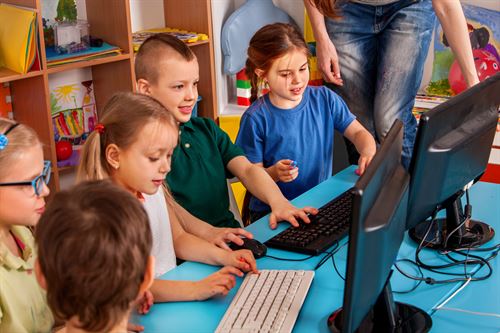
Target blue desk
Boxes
[139,166,500,333]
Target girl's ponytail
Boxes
[77,130,107,182]
[76,92,178,184]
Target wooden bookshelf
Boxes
[1,0,218,192]
[164,0,218,121]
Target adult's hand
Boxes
[316,38,343,86]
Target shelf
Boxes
[46,53,131,74]
[0,67,43,84]
[187,40,210,48]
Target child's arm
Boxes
[150,266,242,302]
[228,156,319,229]
[343,120,377,175]
[168,202,258,272]
[171,199,254,249]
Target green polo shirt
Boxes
[166,117,244,228]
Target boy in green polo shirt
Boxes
[136,34,317,235]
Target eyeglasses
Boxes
[0,160,51,196]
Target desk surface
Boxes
[139,166,500,333]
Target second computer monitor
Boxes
[407,73,500,249]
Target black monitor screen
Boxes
[407,74,500,248]
[329,120,430,332]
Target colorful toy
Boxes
[236,69,251,106]
[449,49,499,94]
[56,140,73,161]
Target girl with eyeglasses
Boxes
[0,118,53,332]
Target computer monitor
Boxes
[407,73,500,249]
[328,120,431,332]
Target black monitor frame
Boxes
[407,73,500,250]
[328,120,431,333]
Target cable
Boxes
[264,254,315,262]
[329,241,349,280]
[435,307,500,318]
[433,277,472,311]
[313,241,340,271]
[393,259,424,293]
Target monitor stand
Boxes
[409,191,495,250]
[327,276,432,333]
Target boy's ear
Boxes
[139,255,155,293]
[105,144,121,171]
[137,78,152,96]
[34,259,47,290]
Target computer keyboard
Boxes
[265,189,353,255]
[215,269,314,333]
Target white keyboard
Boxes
[215,269,314,333]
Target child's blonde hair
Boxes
[77,92,178,182]
[0,118,42,180]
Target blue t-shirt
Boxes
[236,86,355,212]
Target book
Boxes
[0,3,39,74]
[132,27,208,52]
[45,42,121,67]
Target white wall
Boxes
[129,0,164,32]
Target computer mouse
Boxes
[229,238,267,259]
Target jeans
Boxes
[325,0,436,168]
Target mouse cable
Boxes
[264,253,316,262]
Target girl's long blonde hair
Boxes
[77,92,178,182]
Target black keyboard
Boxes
[265,190,353,255]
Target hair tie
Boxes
[94,123,105,134]
[0,123,20,151]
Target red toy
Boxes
[449,49,499,94]
[56,141,73,161]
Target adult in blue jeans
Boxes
[304,0,479,168]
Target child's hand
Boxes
[206,227,254,251]
[193,266,242,300]
[272,159,299,183]
[356,152,375,176]
[268,201,318,229]
[135,290,154,314]
[223,249,258,273]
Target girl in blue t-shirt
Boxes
[236,23,377,221]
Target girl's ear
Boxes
[105,144,121,171]
[254,69,265,78]
[34,259,47,290]
[137,78,152,95]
